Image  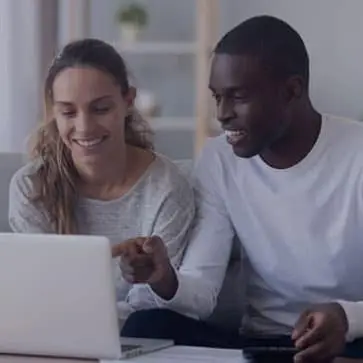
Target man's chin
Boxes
[231,144,258,159]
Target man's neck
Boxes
[260,108,322,170]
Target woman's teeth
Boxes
[74,138,103,147]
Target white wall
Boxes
[58,0,90,46]
[9,0,42,152]
[238,0,363,121]
[0,0,41,152]
[0,0,15,151]
[0,0,57,152]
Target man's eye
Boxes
[233,92,249,101]
[212,94,221,103]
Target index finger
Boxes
[112,238,145,258]
[294,341,325,363]
[292,310,312,341]
[112,240,137,258]
[142,235,163,254]
[112,243,127,258]
[295,319,325,350]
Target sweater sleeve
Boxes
[8,164,53,233]
[124,164,196,314]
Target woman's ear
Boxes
[124,86,136,108]
[47,106,56,124]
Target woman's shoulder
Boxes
[142,153,194,203]
[9,160,41,198]
[149,153,192,186]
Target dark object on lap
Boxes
[122,309,363,360]
[242,335,297,363]
[343,338,363,359]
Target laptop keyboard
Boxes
[121,344,142,352]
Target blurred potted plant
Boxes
[116,3,148,43]
[135,89,161,117]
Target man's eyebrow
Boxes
[209,86,247,93]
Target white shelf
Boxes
[148,117,222,133]
[149,117,195,131]
[115,42,196,55]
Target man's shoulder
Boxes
[324,114,363,141]
[193,134,246,187]
[322,114,363,156]
[198,134,235,163]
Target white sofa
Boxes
[0,153,245,329]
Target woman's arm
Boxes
[123,167,196,313]
[8,165,53,233]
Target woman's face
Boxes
[52,66,135,166]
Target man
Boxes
[115,16,363,363]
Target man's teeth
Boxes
[75,138,103,147]
[224,130,245,137]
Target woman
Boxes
[8,38,195,319]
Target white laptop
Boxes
[0,233,173,359]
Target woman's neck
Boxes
[76,145,154,201]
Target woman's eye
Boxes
[61,110,76,117]
[93,106,111,114]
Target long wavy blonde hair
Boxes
[30,38,153,235]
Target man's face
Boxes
[209,54,290,158]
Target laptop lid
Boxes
[0,233,121,359]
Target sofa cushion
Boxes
[0,153,26,231]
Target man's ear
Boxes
[124,86,136,107]
[284,75,304,104]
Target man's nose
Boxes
[217,98,235,124]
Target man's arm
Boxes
[149,144,236,319]
[338,300,363,341]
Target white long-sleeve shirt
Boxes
[153,114,363,341]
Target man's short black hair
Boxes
[214,16,310,88]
